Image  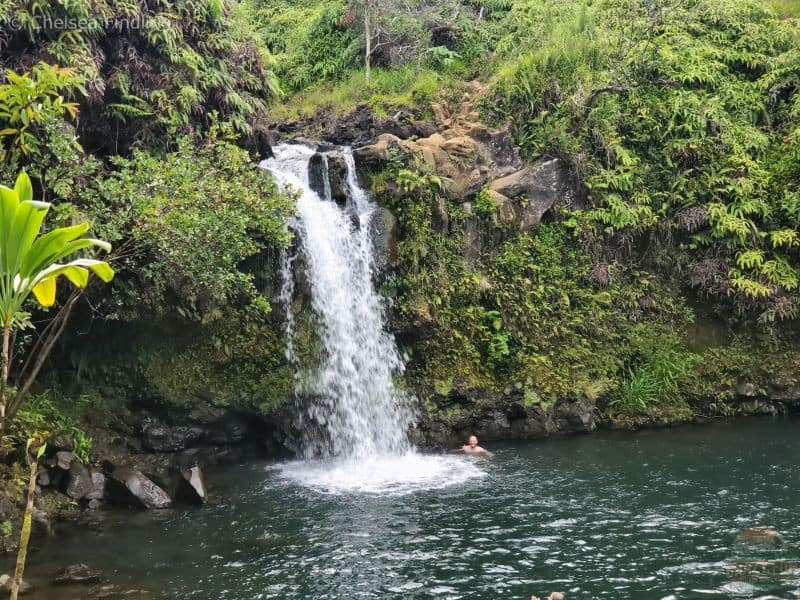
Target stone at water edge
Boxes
[107,467,171,509]
[175,466,207,506]
[66,462,94,499]
[55,450,74,471]
[85,468,105,501]
[0,574,31,593]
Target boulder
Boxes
[55,451,74,471]
[489,157,572,230]
[85,468,105,501]
[175,466,207,506]
[107,467,171,509]
[66,462,93,500]
[37,468,51,487]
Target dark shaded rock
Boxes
[327,154,349,206]
[462,207,480,269]
[308,153,328,200]
[107,467,171,509]
[490,157,574,231]
[37,468,51,487]
[175,466,207,506]
[555,400,596,433]
[66,462,93,500]
[53,564,103,585]
[735,382,759,398]
[205,415,250,446]
[432,196,449,233]
[55,451,74,471]
[141,423,204,452]
[85,469,105,501]
[47,432,75,452]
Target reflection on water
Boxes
[14,418,800,599]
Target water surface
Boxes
[19,418,800,599]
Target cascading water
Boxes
[262,143,413,459]
[260,143,484,494]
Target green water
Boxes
[18,418,800,599]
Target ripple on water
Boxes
[272,453,487,495]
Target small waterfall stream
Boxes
[261,143,414,460]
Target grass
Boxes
[269,66,464,121]
[769,0,800,17]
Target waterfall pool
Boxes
[15,418,800,599]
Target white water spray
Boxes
[261,143,485,494]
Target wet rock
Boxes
[55,451,74,471]
[175,466,207,506]
[107,467,171,509]
[66,462,93,499]
[53,563,103,585]
[0,573,31,593]
[369,207,400,270]
[308,153,328,199]
[205,415,250,446]
[37,468,51,487]
[141,423,204,452]
[327,154,349,206]
[555,399,596,433]
[86,469,106,501]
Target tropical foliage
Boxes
[492,0,800,323]
[0,171,113,428]
[0,0,279,153]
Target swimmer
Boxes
[461,435,494,457]
[531,593,564,600]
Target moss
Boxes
[140,317,294,414]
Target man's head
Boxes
[548,593,565,600]
[468,435,478,448]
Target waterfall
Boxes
[261,143,414,459]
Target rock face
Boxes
[354,82,577,234]
[369,207,400,270]
[489,158,574,230]
[413,384,596,449]
[107,467,171,509]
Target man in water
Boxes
[461,435,494,457]
[531,594,564,600]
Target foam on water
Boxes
[273,454,487,496]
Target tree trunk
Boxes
[10,450,37,600]
[364,0,372,82]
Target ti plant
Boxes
[0,172,114,431]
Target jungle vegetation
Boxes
[0,0,797,437]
